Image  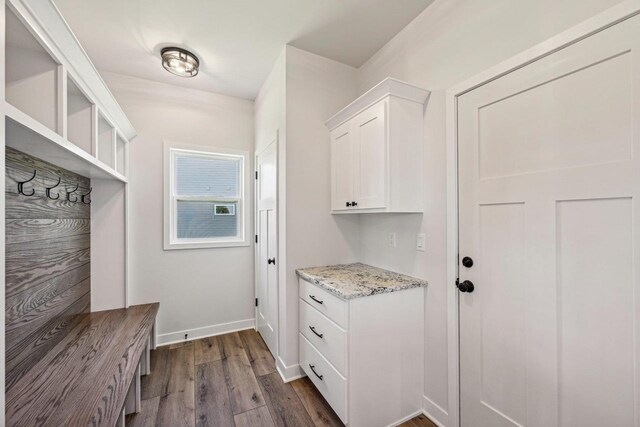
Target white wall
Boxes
[283,46,360,370]
[102,72,255,344]
[356,0,624,424]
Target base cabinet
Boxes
[298,278,425,427]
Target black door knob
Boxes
[267,258,276,265]
[457,280,474,293]
[462,256,474,268]
[346,202,352,207]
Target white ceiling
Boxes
[53,0,434,100]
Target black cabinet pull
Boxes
[352,201,358,206]
[309,326,323,338]
[309,295,324,305]
[346,202,352,207]
[309,364,323,380]
[267,258,276,265]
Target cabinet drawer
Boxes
[299,278,348,328]
[299,298,347,375]
[299,334,347,424]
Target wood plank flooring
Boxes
[127,329,437,427]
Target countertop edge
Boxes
[295,266,428,301]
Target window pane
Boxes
[177,201,238,239]
[176,154,239,197]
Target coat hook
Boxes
[17,170,37,196]
[65,183,79,203]
[45,177,61,200]
[81,187,92,205]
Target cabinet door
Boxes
[330,121,355,211]
[353,100,387,209]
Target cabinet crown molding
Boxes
[325,77,430,130]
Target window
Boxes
[164,142,250,249]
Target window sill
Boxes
[163,240,251,250]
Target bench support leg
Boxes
[117,407,125,427]
[141,335,151,376]
[150,320,157,350]
[125,362,141,415]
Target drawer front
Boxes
[299,334,347,424]
[299,299,347,375]
[299,278,348,328]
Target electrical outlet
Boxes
[388,232,397,248]
[416,233,426,251]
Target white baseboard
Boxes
[157,318,255,346]
[276,356,304,383]
[423,395,448,427]
[387,410,423,427]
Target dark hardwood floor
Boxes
[127,329,437,427]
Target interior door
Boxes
[458,15,640,427]
[353,100,387,209]
[256,140,277,356]
[330,121,355,210]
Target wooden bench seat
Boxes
[6,303,159,427]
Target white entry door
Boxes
[256,139,278,356]
[458,15,640,427]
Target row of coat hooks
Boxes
[16,170,92,204]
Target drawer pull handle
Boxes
[309,364,323,380]
[309,295,324,304]
[309,326,323,338]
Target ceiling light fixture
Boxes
[161,47,199,78]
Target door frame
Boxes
[254,133,279,356]
[444,2,640,426]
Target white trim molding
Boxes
[325,77,430,130]
[444,2,640,426]
[423,395,448,427]
[156,318,255,347]
[163,140,251,250]
[276,356,304,383]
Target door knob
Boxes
[457,280,474,293]
[462,256,474,268]
[267,258,276,265]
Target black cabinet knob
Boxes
[457,280,474,293]
[267,258,276,265]
[462,256,474,268]
[346,202,352,207]
[352,201,358,206]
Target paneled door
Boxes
[458,15,640,427]
[330,120,355,211]
[256,139,278,356]
[353,100,387,209]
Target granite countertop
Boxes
[295,263,427,300]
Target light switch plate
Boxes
[388,232,397,248]
[416,233,426,251]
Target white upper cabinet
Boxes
[326,78,430,213]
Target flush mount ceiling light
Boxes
[161,47,199,77]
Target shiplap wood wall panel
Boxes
[5,147,91,390]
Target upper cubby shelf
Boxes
[4,0,136,181]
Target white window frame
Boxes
[164,141,250,250]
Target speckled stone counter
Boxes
[296,263,427,300]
